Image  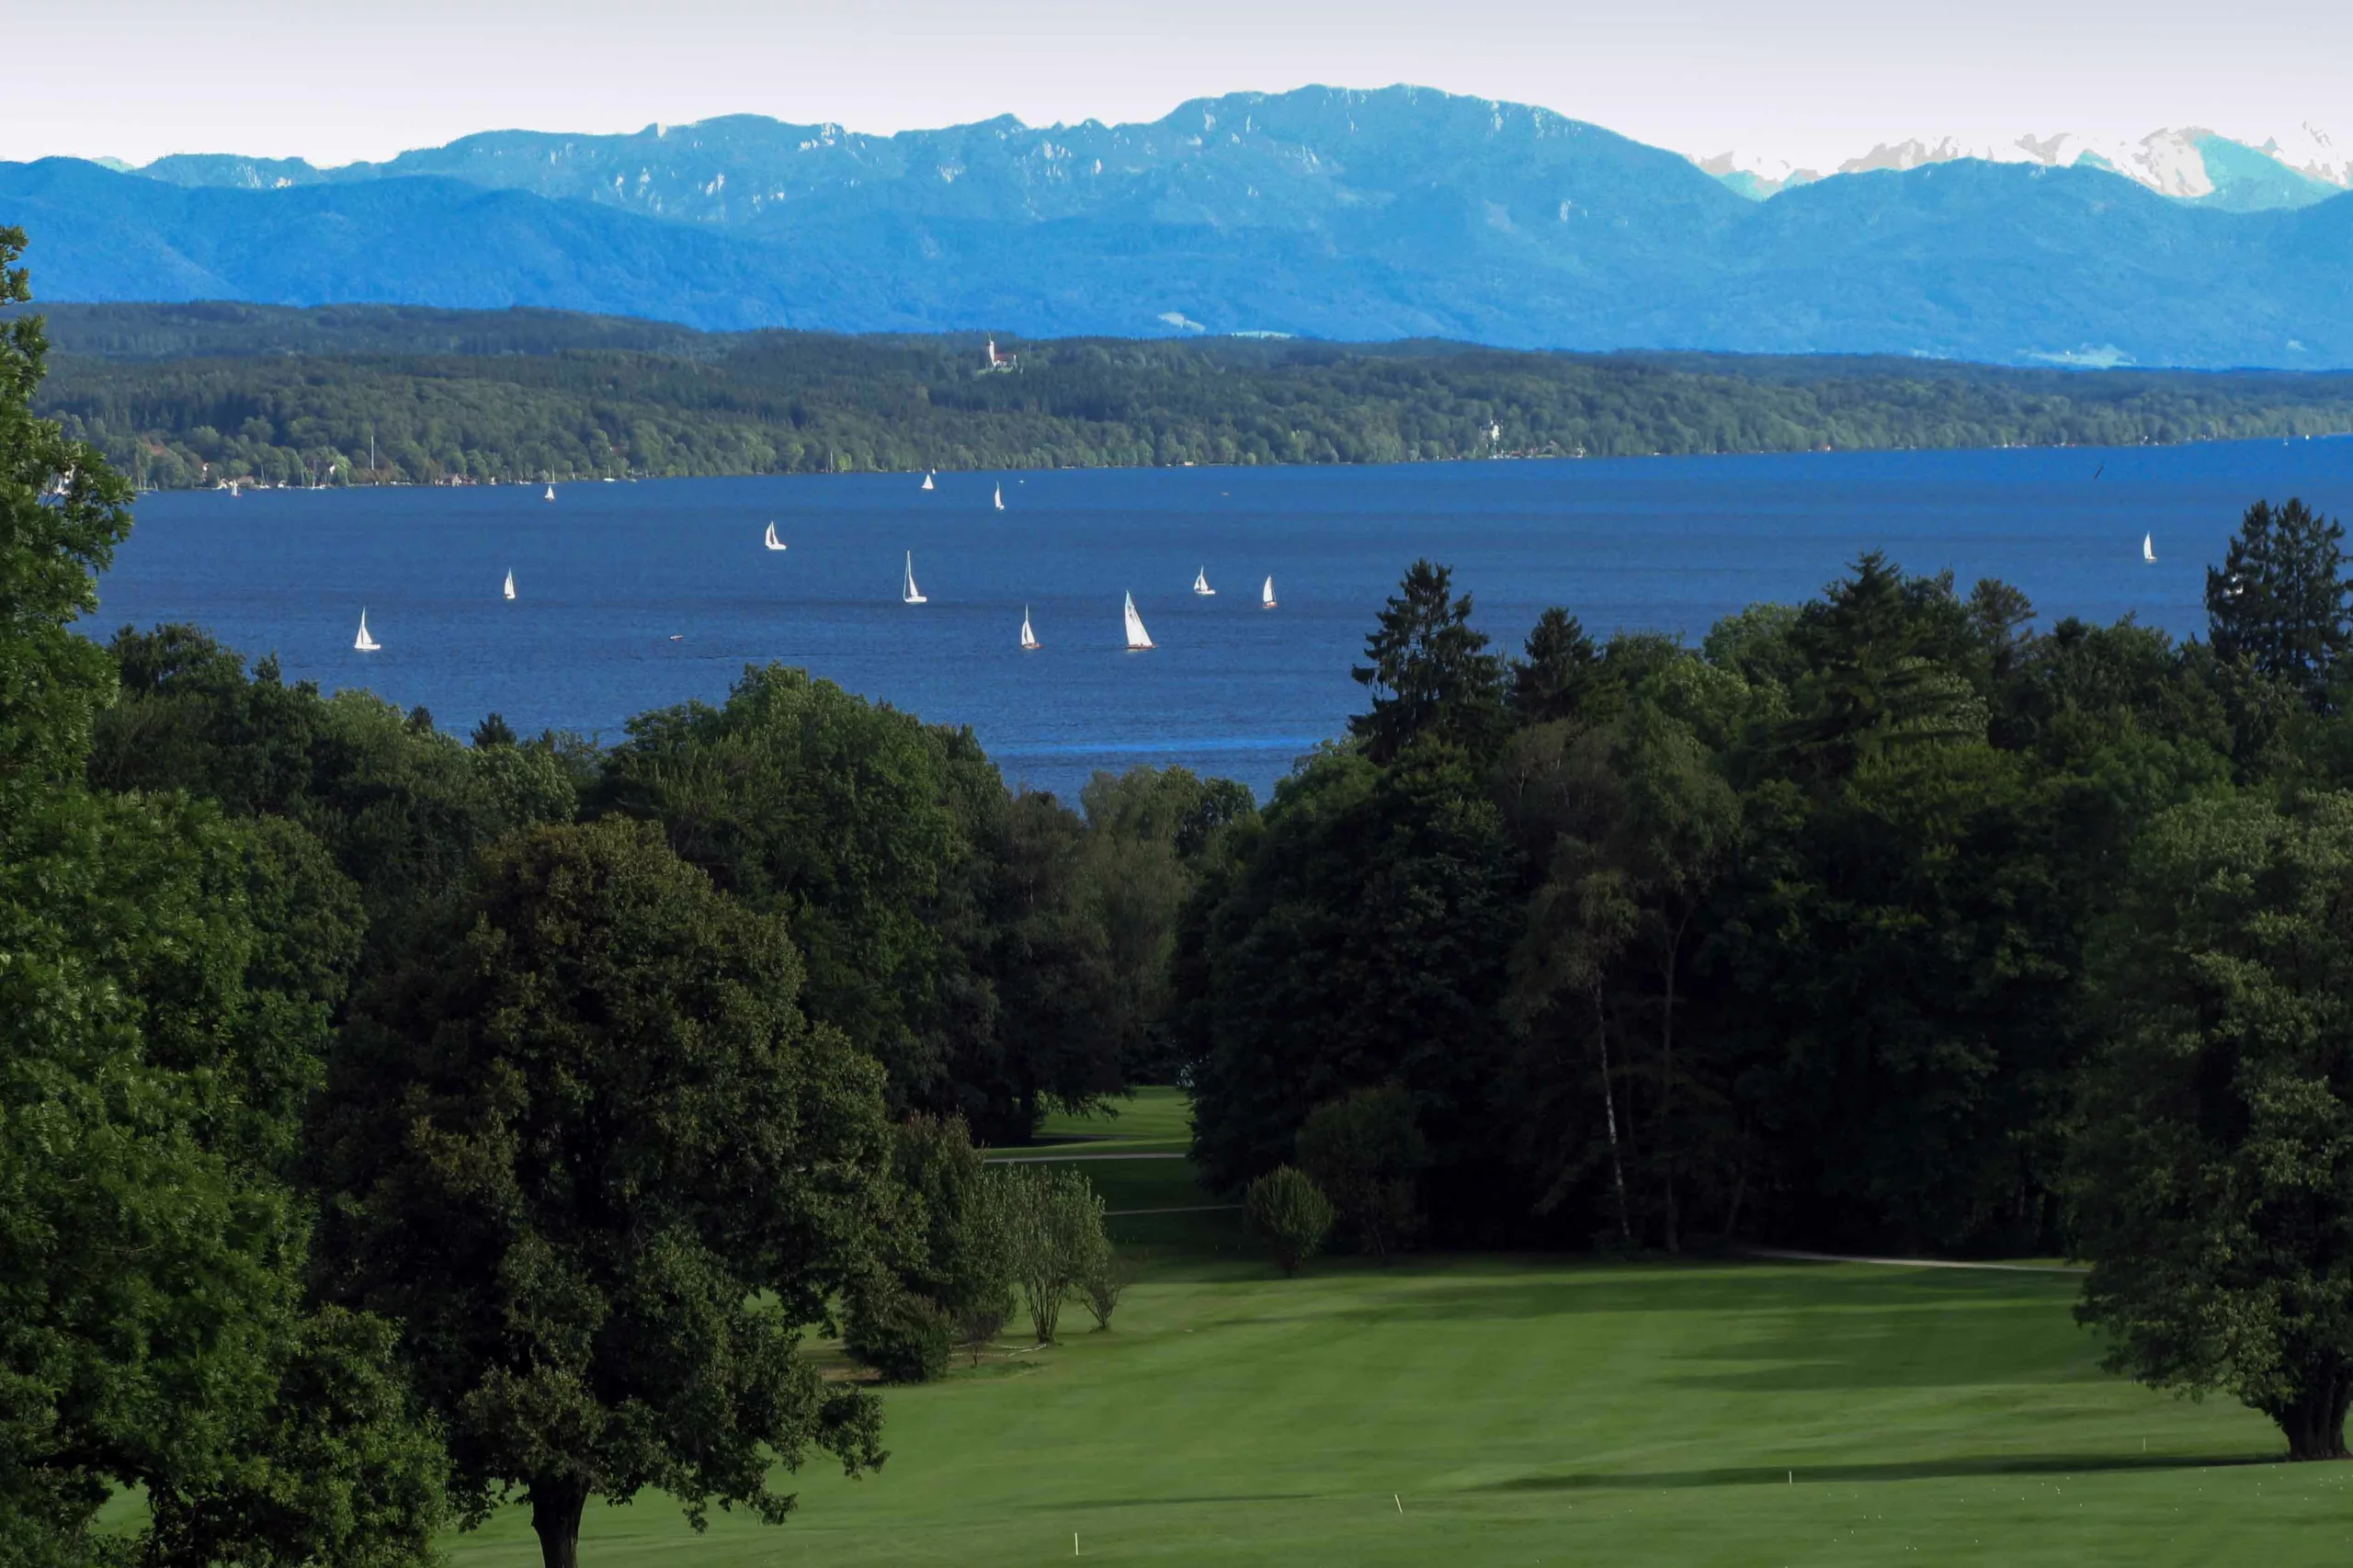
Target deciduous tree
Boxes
[2071,790,2353,1461]
[314,817,893,1568]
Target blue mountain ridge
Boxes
[8,85,2352,367]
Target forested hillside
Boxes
[25,301,2353,488]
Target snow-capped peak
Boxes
[1694,124,2349,203]
[2257,121,2351,187]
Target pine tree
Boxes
[2206,497,2352,709]
[1348,560,1505,761]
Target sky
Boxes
[8,0,2347,170]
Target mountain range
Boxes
[8,85,2353,368]
[1696,123,2350,210]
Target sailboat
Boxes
[764,521,787,551]
[1123,592,1154,651]
[503,569,516,601]
[1193,567,1216,597]
[1020,606,1040,651]
[543,485,555,503]
[993,483,1005,512]
[903,551,928,605]
[921,472,936,492]
[353,610,380,652]
[2143,532,2156,563]
[1261,575,1278,609]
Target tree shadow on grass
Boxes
[1016,1490,1325,1511]
[1480,1451,2271,1494]
[1662,1300,2096,1392]
[1317,1262,2067,1327]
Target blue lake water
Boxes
[86,438,2353,800]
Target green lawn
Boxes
[997,1085,1198,1156]
[441,1252,2352,1567]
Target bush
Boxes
[1298,1085,1427,1262]
[1078,1235,1128,1330]
[844,1284,954,1383]
[954,1286,1013,1366]
[1244,1165,1336,1276]
[995,1164,1111,1343]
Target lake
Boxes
[86,437,2353,800]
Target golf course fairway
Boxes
[438,1252,2351,1567]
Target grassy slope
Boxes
[443,1250,2351,1566]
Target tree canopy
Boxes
[313,817,895,1568]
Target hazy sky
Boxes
[10,0,2346,169]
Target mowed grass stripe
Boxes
[439,1256,2340,1567]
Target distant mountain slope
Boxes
[1697,121,2351,210]
[6,86,2353,367]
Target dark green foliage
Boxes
[1506,700,1742,1253]
[1076,767,1257,1079]
[1179,744,1521,1226]
[90,621,580,922]
[1188,537,2353,1262]
[843,1287,955,1386]
[2206,497,2352,709]
[1348,560,1506,762]
[1297,1087,1430,1262]
[2071,790,2353,1460]
[0,230,131,784]
[1243,1166,1337,1276]
[599,669,1232,1140]
[30,302,2353,489]
[142,1307,451,1568]
[870,1114,1012,1374]
[2,227,444,1567]
[1509,608,1606,727]
[595,664,985,1112]
[313,817,893,1567]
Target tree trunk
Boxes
[531,1477,590,1568]
[2279,1372,2353,1461]
[1658,923,1684,1256]
[1592,989,1632,1248]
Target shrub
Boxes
[890,1113,1013,1329]
[844,1284,954,1384]
[955,1286,1013,1366]
[1078,1235,1128,1330]
[1297,1085,1427,1262]
[1244,1165,1336,1277]
[995,1164,1110,1343]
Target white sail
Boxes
[1123,592,1153,650]
[1020,606,1040,650]
[921,472,935,491]
[2143,532,2155,563]
[993,483,1005,512]
[543,485,555,502]
[503,570,516,601]
[764,521,787,551]
[1261,575,1278,608]
[1193,567,1216,597]
[903,551,927,605]
[354,610,380,652]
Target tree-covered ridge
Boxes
[21,301,2353,488]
